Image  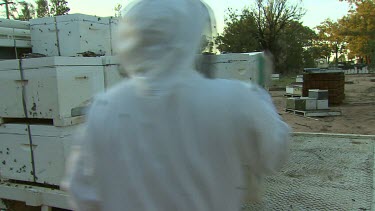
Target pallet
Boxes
[285,109,342,117]
[0,116,85,127]
[284,94,302,98]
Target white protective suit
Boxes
[63,0,290,210]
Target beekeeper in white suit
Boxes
[63,0,290,210]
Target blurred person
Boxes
[62,0,290,210]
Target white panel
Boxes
[22,57,103,69]
[301,97,317,110]
[0,69,25,118]
[22,65,104,119]
[208,53,265,84]
[0,19,30,30]
[31,14,113,57]
[0,57,104,120]
[317,100,329,110]
[0,124,34,182]
[23,67,58,119]
[30,17,59,56]
[57,17,110,56]
[31,125,76,186]
[286,87,294,94]
[213,61,253,82]
[55,66,104,118]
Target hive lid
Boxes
[56,14,110,25]
[21,57,103,69]
[30,14,110,26]
[212,52,262,63]
[30,16,55,26]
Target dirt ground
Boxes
[271,74,375,135]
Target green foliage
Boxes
[36,0,49,18]
[114,3,122,17]
[338,0,374,67]
[279,21,318,71]
[215,8,261,53]
[50,0,69,16]
[8,0,35,20]
[217,1,317,73]
[3,0,70,20]
[315,19,347,65]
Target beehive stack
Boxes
[0,14,125,187]
[0,19,32,59]
[303,72,345,105]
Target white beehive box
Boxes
[30,14,112,57]
[271,74,280,80]
[101,56,126,90]
[286,97,317,111]
[317,100,329,110]
[0,57,104,125]
[0,19,31,49]
[286,85,302,96]
[296,75,303,83]
[308,89,329,100]
[209,52,271,87]
[300,97,317,110]
[31,125,76,185]
[0,59,25,118]
[0,124,34,182]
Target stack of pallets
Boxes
[302,72,345,105]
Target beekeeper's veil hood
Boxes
[117,0,207,81]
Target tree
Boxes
[7,0,35,20]
[252,0,305,70]
[216,7,316,73]
[36,0,49,18]
[278,21,318,71]
[337,0,375,66]
[316,19,346,66]
[18,1,35,20]
[114,3,122,17]
[215,8,261,53]
[50,0,69,16]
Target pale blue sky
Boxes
[67,0,350,32]
[2,0,351,32]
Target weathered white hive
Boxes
[30,14,119,57]
[0,124,77,185]
[206,52,272,86]
[0,19,32,60]
[0,57,104,125]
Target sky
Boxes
[66,0,351,32]
[0,0,351,32]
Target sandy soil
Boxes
[271,74,375,135]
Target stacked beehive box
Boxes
[30,14,119,57]
[0,19,32,59]
[302,72,345,105]
[286,89,330,111]
[0,14,124,186]
[197,52,273,87]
